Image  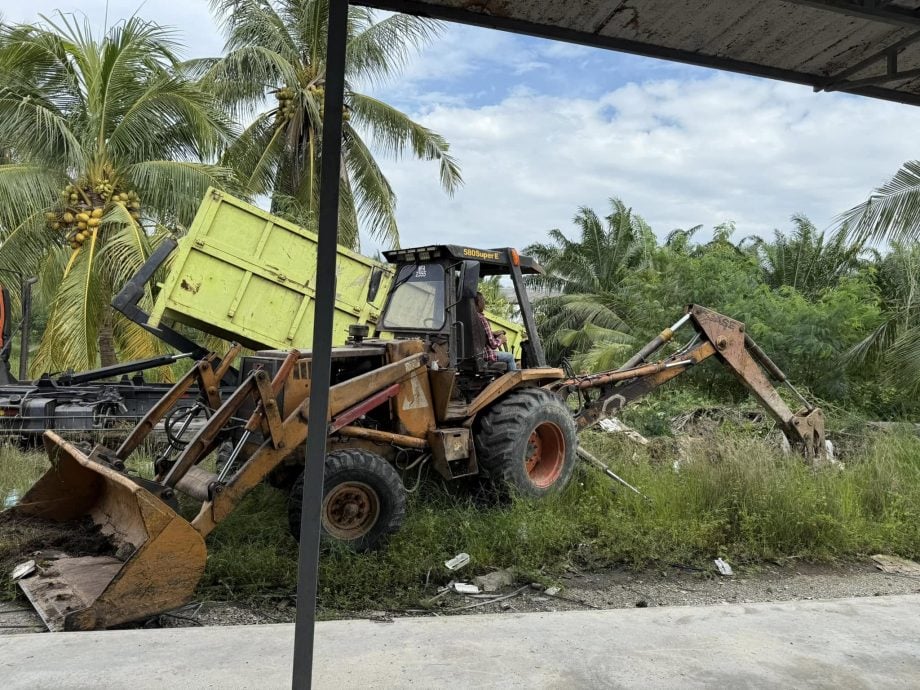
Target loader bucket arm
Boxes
[553,305,825,459]
[3,346,432,630]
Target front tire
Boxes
[475,388,577,497]
[287,449,406,552]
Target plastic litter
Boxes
[714,558,733,576]
[444,553,470,571]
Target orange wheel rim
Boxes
[524,421,565,489]
[321,481,380,540]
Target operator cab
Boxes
[379,245,547,388]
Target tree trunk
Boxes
[98,307,117,367]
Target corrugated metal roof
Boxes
[361,0,920,106]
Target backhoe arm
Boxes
[553,305,826,459]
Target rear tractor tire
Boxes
[475,388,577,497]
[287,449,406,552]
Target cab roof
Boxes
[382,245,544,276]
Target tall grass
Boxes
[0,444,48,506]
[2,431,919,611]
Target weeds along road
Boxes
[2,559,917,632]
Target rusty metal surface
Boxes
[449,367,566,420]
[362,0,920,106]
[8,432,206,631]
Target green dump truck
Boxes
[148,189,524,355]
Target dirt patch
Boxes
[0,512,115,585]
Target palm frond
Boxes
[348,92,462,195]
[125,160,234,225]
[839,160,920,245]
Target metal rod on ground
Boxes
[19,277,36,381]
[291,1,348,688]
[576,445,650,501]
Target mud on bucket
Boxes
[2,431,206,631]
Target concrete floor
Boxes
[2,594,919,688]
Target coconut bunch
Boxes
[46,182,142,250]
[306,83,350,122]
[275,86,297,127]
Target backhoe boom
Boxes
[553,305,825,459]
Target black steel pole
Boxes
[291,1,349,687]
[19,277,37,381]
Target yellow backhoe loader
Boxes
[3,244,824,630]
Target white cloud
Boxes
[373,73,920,252]
[4,0,223,58]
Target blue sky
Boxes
[7,2,920,253]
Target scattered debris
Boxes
[11,560,35,581]
[671,407,764,436]
[473,568,515,593]
[451,582,480,595]
[544,586,561,596]
[598,418,649,445]
[870,555,920,576]
[3,490,19,510]
[714,558,734,576]
[367,610,394,623]
[444,552,470,571]
[449,585,530,612]
[530,582,546,591]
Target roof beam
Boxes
[831,64,920,90]
[815,28,920,90]
[784,0,920,30]
[358,0,920,107]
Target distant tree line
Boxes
[527,199,920,419]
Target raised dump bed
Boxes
[148,189,523,354]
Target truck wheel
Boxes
[287,449,406,552]
[475,388,577,497]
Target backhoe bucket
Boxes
[4,432,206,631]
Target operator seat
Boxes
[456,294,507,377]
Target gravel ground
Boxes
[3,559,918,633]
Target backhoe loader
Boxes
[3,243,825,631]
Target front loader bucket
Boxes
[3,432,206,631]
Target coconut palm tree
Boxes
[844,242,920,392]
[0,14,232,372]
[525,198,655,369]
[197,0,462,249]
[840,160,920,245]
[839,163,920,390]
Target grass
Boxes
[1,429,919,613]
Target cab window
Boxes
[381,263,446,330]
